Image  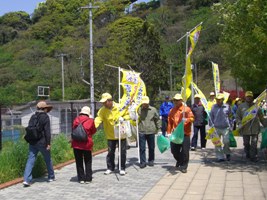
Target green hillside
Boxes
[0,0,266,105]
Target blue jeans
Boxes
[161,117,168,137]
[24,144,55,183]
[139,133,155,164]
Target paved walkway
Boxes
[0,136,267,200]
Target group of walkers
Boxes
[22,90,267,187]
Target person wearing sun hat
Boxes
[207,91,216,112]
[94,92,130,176]
[190,94,208,151]
[236,91,267,162]
[210,93,232,162]
[23,101,55,187]
[71,106,97,184]
[167,93,194,173]
[137,96,161,168]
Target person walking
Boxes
[191,94,207,151]
[207,92,216,112]
[210,93,232,162]
[72,106,96,184]
[236,91,267,162]
[23,101,55,187]
[159,96,174,137]
[94,93,129,176]
[138,96,161,168]
[167,94,194,173]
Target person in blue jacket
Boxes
[159,96,174,136]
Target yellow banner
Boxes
[188,25,202,56]
[223,91,230,104]
[212,62,220,95]
[119,69,146,113]
[182,56,192,101]
[206,127,222,147]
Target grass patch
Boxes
[0,130,107,184]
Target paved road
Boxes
[0,136,267,200]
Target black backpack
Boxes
[24,113,43,143]
[71,117,88,142]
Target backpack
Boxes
[24,114,43,143]
[71,117,88,142]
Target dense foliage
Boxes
[0,0,265,105]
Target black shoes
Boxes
[140,163,147,169]
[148,161,154,167]
[226,154,231,161]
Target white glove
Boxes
[182,118,187,122]
[119,117,124,123]
[166,133,171,138]
[157,132,162,136]
[160,116,162,120]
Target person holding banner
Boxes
[236,91,267,162]
[191,94,207,151]
[167,94,194,173]
[138,96,161,168]
[210,93,232,162]
[94,93,130,176]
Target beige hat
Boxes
[215,93,224,100]
[245,91,253,97]
[99,93,112,103]
[141,96,150,104]
[36,101,53,112]
[210,92,215,96]
[80,106,91,116]
[173,93,183,100]
[194,94,201,99]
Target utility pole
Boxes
[57,53,67,101]
[81,2,99,118]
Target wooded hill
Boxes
[0,0,266,105]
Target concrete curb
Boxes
[0,148,107,190]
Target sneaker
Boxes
[191,147,196,151]
[80,181,85,184]
[226,154,231,161]
[23,181,31,187]
[48,178,55,182]
[104,169,114,175]
[148,161,154,167]
[85,181,91,184]
[201,147,206,150]
[140,163,146,169]
[119,170,126,176]
[180,168,187,173]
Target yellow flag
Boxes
[119,69,146,113]
[182,56,192,101]
[205,127,222,147]
[223,91,230,104]
[212,62,220,95]
[188,25,202,56]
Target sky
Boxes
[0,0,151,17]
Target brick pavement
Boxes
[0,136,267,200]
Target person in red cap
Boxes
[23,101,55,187]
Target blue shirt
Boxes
[210,103,231,129]
[159,101,174,117]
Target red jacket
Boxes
[71,115,97,151]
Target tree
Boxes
[217,0,267,92]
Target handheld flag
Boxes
[212,62,220,96]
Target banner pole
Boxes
[177,22,203,42]
[136,111,140,164]
[118,67,121,172]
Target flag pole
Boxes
[118,66,122,172]
[136,110,140,163]
[176,22,203,43]
[183,32,190,118]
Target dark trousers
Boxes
[243,135,258,159]
[171,135,190,169]
[161,117,168,136]
[139,133,155,164]
[107,139,126,170]
[73,148,92,182]
[191,125,207,148]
